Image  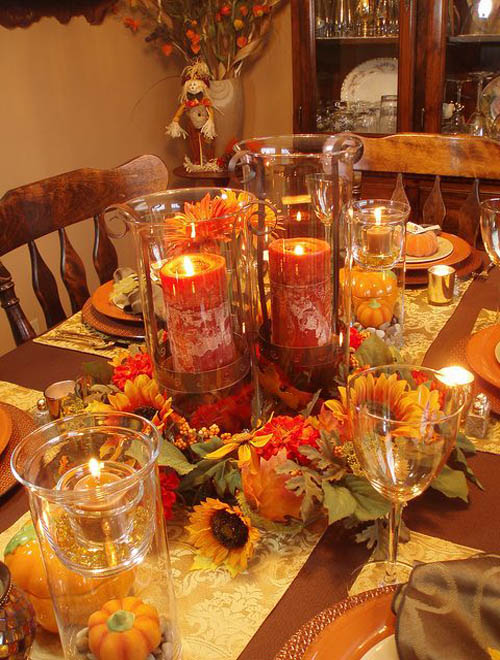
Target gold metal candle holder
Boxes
[428,265,456,305]
[438,366,475,426]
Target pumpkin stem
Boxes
[107,609,135,633]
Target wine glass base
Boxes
[349,559,414,595]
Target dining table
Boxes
[0,267,499,660]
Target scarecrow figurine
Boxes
[166,61,220,172]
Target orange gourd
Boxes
[4,522,135,634]
[350,268,397,300]
[406,231,438,257]
[88,597,161,660]
[356,299,393,328]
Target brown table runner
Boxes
[239,270,500,660]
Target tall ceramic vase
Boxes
[210,78,244,159]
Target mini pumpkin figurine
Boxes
[87,597,161,660]
[166,61,219,172]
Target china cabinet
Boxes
[291,0,500,232]
[291,0,500,135]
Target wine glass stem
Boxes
[386,501,403,583]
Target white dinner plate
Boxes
[361,635,399,660]
[341,58,398,103]
[406,236,454,264]
[480,74,500,121]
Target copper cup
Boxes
[44,380,76,419]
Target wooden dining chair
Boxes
[353,133,500,246]
[0,154,169,346]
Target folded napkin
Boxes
[407,222,441,235]
[393,554,500,660]
[110,267,142,314]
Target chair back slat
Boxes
[457,179,481,247]
[93,214,118,284]
[422,176,446,227]
[0,259,35,345]
[391,173,410,209]
[28,241,66,328]
[355,134,500,179]
[59,229,90,313]
[0,155,169,345]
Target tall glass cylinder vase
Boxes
[109,188,257,434]
[231,134,363,424]
[11,412,180,660]
[349,199,410,350]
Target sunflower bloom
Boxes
[186,498,260,576]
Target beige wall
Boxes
[0,7,292,355]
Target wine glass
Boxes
[348,365,463,585]
[480,198,500,324]
[467,72,493,137]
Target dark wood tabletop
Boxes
[0,269,499,660]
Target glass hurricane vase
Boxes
[11,412,181,660]
[347,365,463,585]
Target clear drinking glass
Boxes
[467,72,493,136]
[11,412,181,660]
[379,94,398,133]
[480,198,500,324]
[348,365,463,585]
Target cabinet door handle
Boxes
[298,105,303,129]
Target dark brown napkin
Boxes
[392,554,500,660]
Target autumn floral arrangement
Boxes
[118,0,284,80]
[75,321,481,577]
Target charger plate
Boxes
[0,403,36,496]
[81,300,145,340]
[275,586,397,660]
[466,324,500,390]
[405,248,482,286]
[91,280,142,324]
[0,405,12,457]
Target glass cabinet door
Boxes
[441,0,500,137]
[292,0,416,135]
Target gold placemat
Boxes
[0,381,42,411]
[350,528,480,596]
[33,312,139,358]
[0,513,325,660]
[402,279,472,365]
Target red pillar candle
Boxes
[269,237,332,348]
[160,253,237,372]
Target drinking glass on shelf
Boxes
[379,94,398,133]
[348,365,463,585]
[467,71,494,136]
[375,0,390,35]
[355,0,374,36]
[353,102,378,133]
[331,100,355,131]
[479,198,500,324]
[387,0,399,35]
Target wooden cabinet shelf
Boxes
[316,36,399,45]
[448,34,500,44]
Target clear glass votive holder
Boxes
[11,412,181,660]
[438,366,475,427]
[428,265,456,305]
[351,199,409,271]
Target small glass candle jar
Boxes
[428,265,456,305]
[11,412,181,660]
[351,199,409,271]
[437,366,475,426]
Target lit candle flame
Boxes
[190,222,196,239]
[183,256,195,277]
[89,458,102,479]
[296,211,302,223]
[438,366,474,386]
[294,244,305,256]
[374,207,383,225]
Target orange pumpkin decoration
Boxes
[88,596,161,660]
[4,523,58,633]
[4,522,135,634]
[406,231,438,257]
[340,267,398,312]
[356,299,393,328]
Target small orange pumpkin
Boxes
[406,231,438,257]
[4,522,135,634]
[356,299,393,328]
[88,596,161,660]
[340,267,398,312]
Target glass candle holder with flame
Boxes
[11,412,181,660]
[231,133,364,423]
[108,188,258,434]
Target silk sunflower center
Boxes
[210,510,249,549]
[133,406,157,420]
